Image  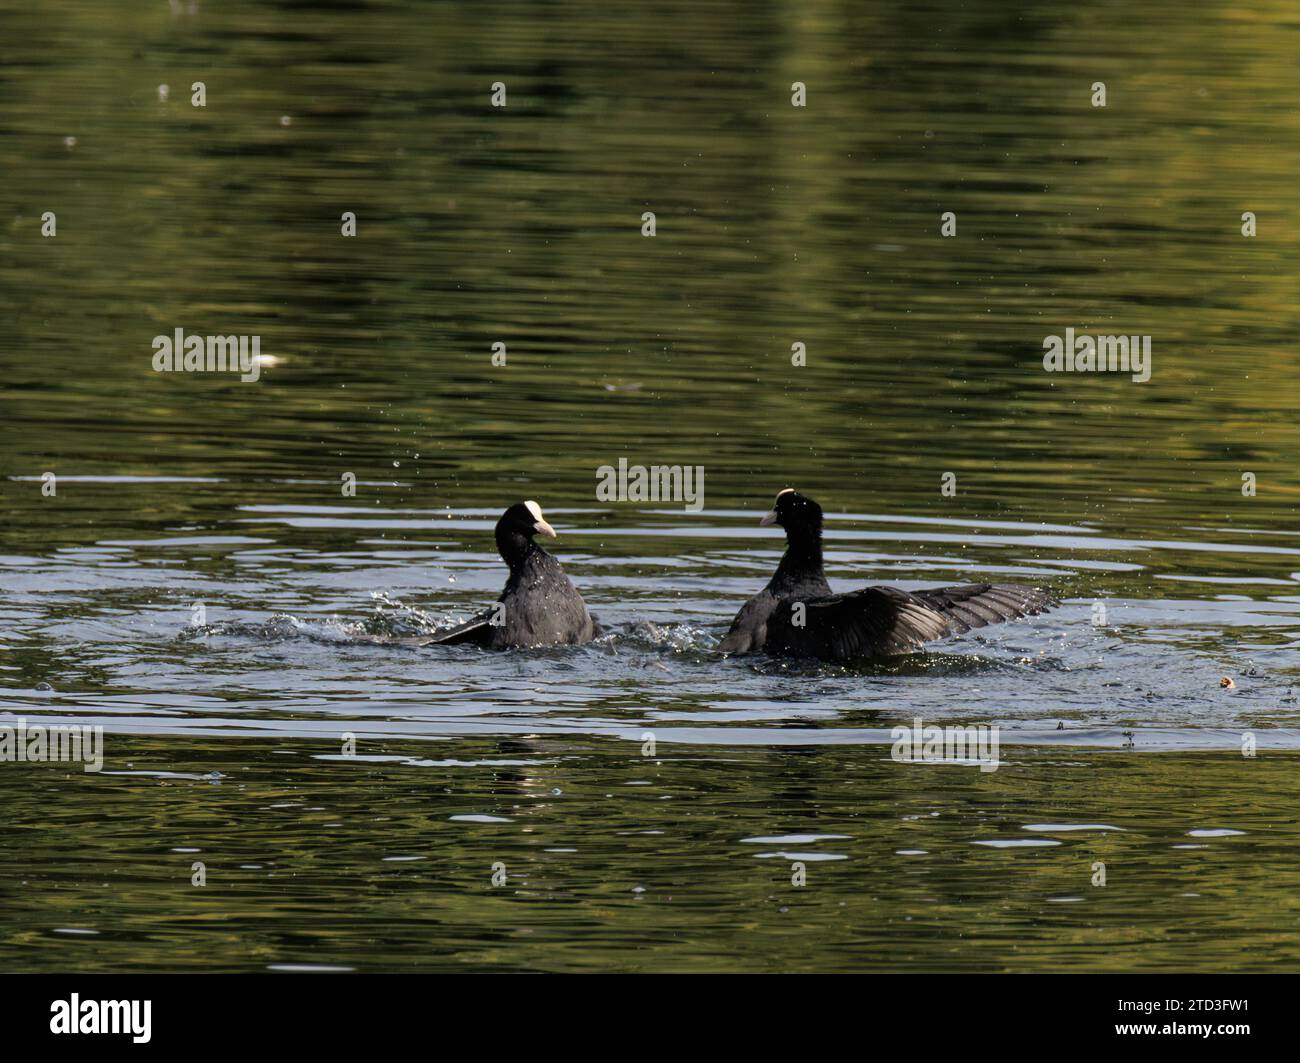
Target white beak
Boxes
[533,519,557,538]
[759,511,778,527]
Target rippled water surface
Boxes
[3,0,1300,972]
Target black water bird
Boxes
[423,501,599,649]
[718,489,1055,660]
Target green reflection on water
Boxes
[2,735,1296,973]
[3,0,1300,973]
[3,0,1299,533]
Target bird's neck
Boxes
[775,529,823,580]
[497,531,544,572]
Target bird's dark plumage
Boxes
[719,489,1055,661]
[422,501,598,649]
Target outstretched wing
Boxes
[765,586,953,659]
[394,609,496,648]
[401,604,603,649]
[908,583,1057,634]
[764,583,1055,660]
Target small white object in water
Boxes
[158,84,169,101]
[972,838,1061,848]
[280,115,292,127]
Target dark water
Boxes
[2,0,1300,972]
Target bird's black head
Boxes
[494,500,557,567]
[759,489,822,537]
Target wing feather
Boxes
[764,587,951,660]
[415,610,495,647]
[762,583,1055,661]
